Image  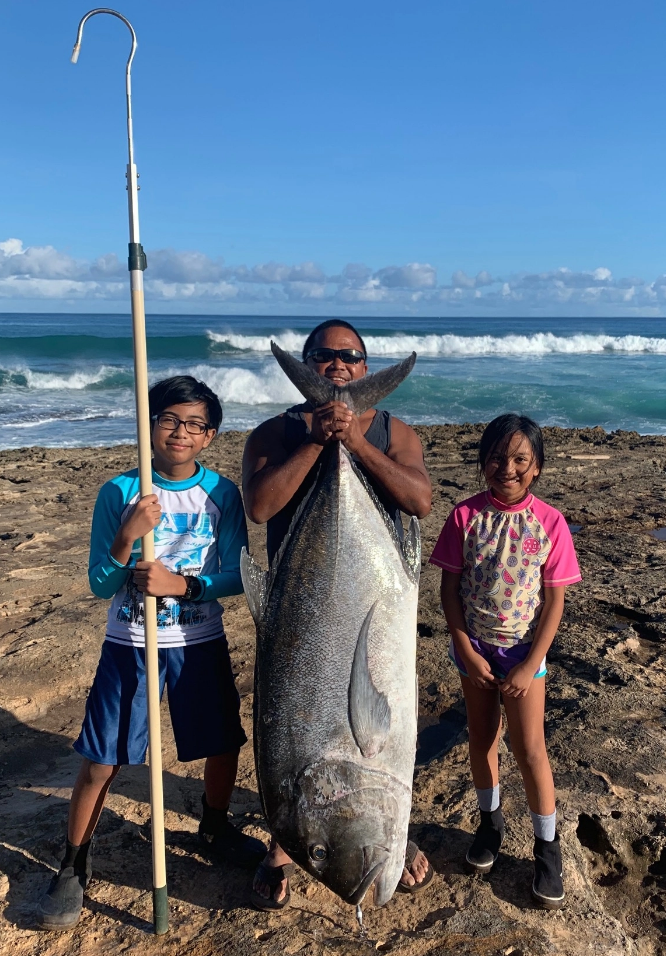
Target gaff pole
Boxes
[70,8,168,936]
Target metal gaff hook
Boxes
[71,8,140,240]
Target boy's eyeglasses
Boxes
[151,414,211,435]
[304,348,366,365]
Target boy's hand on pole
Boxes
[133,560,188,598]
[110,495,162,566]
[123,494,162,540]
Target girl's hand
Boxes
[461,651,497,689]
[121,494,162,542]
[499,662,534,698]
[133,560,187,598]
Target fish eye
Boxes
[309,843,328,861]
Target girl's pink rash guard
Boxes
[429,490,581,647]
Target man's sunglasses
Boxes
[304,348,366,365]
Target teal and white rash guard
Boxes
[88,462,248,648]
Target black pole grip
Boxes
[128,242,147,271]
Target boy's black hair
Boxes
[478,414,544,483]
[301,320,367,361]
[148,376,223,431]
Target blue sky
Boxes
[3,0,666,315]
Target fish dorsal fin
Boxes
[270,341,416,415]
[240,547,268,623]
[402,516,421,581]
[348,602,391,759]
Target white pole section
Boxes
[70,8,168,936]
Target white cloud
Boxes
[2,237,666,316]
[0,238,24,257]
[148,249,229,283]
[374,262,437,289]
[451,269,494,289]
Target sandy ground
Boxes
[1,425,666,956]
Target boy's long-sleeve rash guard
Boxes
[89,462,248,648]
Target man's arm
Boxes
[242,416,325,524]
[334,414,432,518]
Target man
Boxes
[242,319,433,910]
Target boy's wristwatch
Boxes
[182,576,205,602]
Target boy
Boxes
[38,375,265,929]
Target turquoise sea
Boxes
[1,313,665,449]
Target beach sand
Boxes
[1,426,665,956]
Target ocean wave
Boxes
[10,410,132,428]
[0,360,301,404]
[207,330,308,354]
[207,329,666,356]
[164,363,303,406]
[0,365,134,391]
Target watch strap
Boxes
[182,575,204,602]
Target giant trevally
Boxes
[241,342,421,907]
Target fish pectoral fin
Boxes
[240,547,268,623]
[348,603,391,758]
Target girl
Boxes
[429,414,581,909]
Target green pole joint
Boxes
[153,884,168,935]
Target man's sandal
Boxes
[250,861,296,912]
[397,840,434,894]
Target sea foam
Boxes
[206,330,666,356]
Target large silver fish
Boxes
[241,343,421,907]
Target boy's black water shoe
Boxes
[37,839,92,930]
[198,794,266,869]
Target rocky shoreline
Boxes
[1,426,665,956]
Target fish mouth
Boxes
[346,845,391,906]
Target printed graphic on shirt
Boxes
[461,507,551,646]
[116,510,216,630]
[128,511,215,570]
[116,574,207,630]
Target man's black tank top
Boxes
[266,405,403,563]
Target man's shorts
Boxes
[449,635,547,681]
[74,637,247,766]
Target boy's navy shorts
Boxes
[74,636,247,766]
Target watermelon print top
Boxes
[429,490,581,647]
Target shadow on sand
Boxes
[0,705,265,931]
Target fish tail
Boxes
[270,342,416,414]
